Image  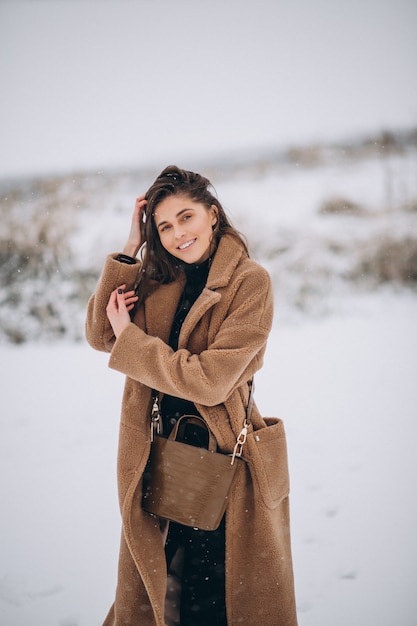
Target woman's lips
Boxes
[177,238,197,251]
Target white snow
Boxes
[1,290,417,625]
[1,137,417,623]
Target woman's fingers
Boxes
[106,286,136,337]
[135,195,147,218]
[116,287,138,309]
[123,197,147,257]
[123,291,138,311]
[107,286,137,316]
[135,196,148,240]
[135,193,147,205]
[120,288,138,302]
[105,288,118,316]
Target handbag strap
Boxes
[231,377,254,465]
[246,378,255,425]
[171,415,217,451]
[150,377,255,455]
[150,391,162,442]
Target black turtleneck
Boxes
[168,256,211,351]
[161,256,212,435]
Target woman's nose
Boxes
[174,225,186,239]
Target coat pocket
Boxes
[245,418,290,509]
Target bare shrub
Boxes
[353,237,417,284]
[287,145,323,166]
[319,196,365,216]
[403,199,417,213]
[0,193,80,342]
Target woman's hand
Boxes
[106,285,138,338]
[122,195,147,258]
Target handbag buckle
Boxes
[150,395,161,442]
[231,420,249,465]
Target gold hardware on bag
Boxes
[143,414,242,530]
[230,379,254,464]
[231,420,249,465]
[150,395,161,442]
[143,379,255,530]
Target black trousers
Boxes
[165,518,227,626]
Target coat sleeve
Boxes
[85,254,140,352]
[108,266,273,406]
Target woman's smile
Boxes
[154,195,217,264]
[177,237,197,251]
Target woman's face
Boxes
[153,194,217,264]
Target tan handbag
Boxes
[141,383,253,531]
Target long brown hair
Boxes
[134,165,248,308]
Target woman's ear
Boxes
[210,205,218,227]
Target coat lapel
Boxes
[178,235,243,347]
[144,235,244,347]
[144,280,184,343]
[178,288,221,349]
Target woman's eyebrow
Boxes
[156,208,194,229]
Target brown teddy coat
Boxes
[86,234,298,626]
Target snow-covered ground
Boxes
[1,290,417,625]
[1,136,417,623]
[2,136,417,344]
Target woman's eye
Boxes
[160,224,171,233]
[182,214,192,222]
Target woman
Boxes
[86,165,297,626]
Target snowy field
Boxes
[1,137,417,624]
[2,0,416,620]
[1,290,417,626]
[2,135,417,344]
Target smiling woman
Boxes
[154,197,218,264]
[123,166,250,314]
[86,165,297,626]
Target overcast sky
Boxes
[0,0,416,178]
